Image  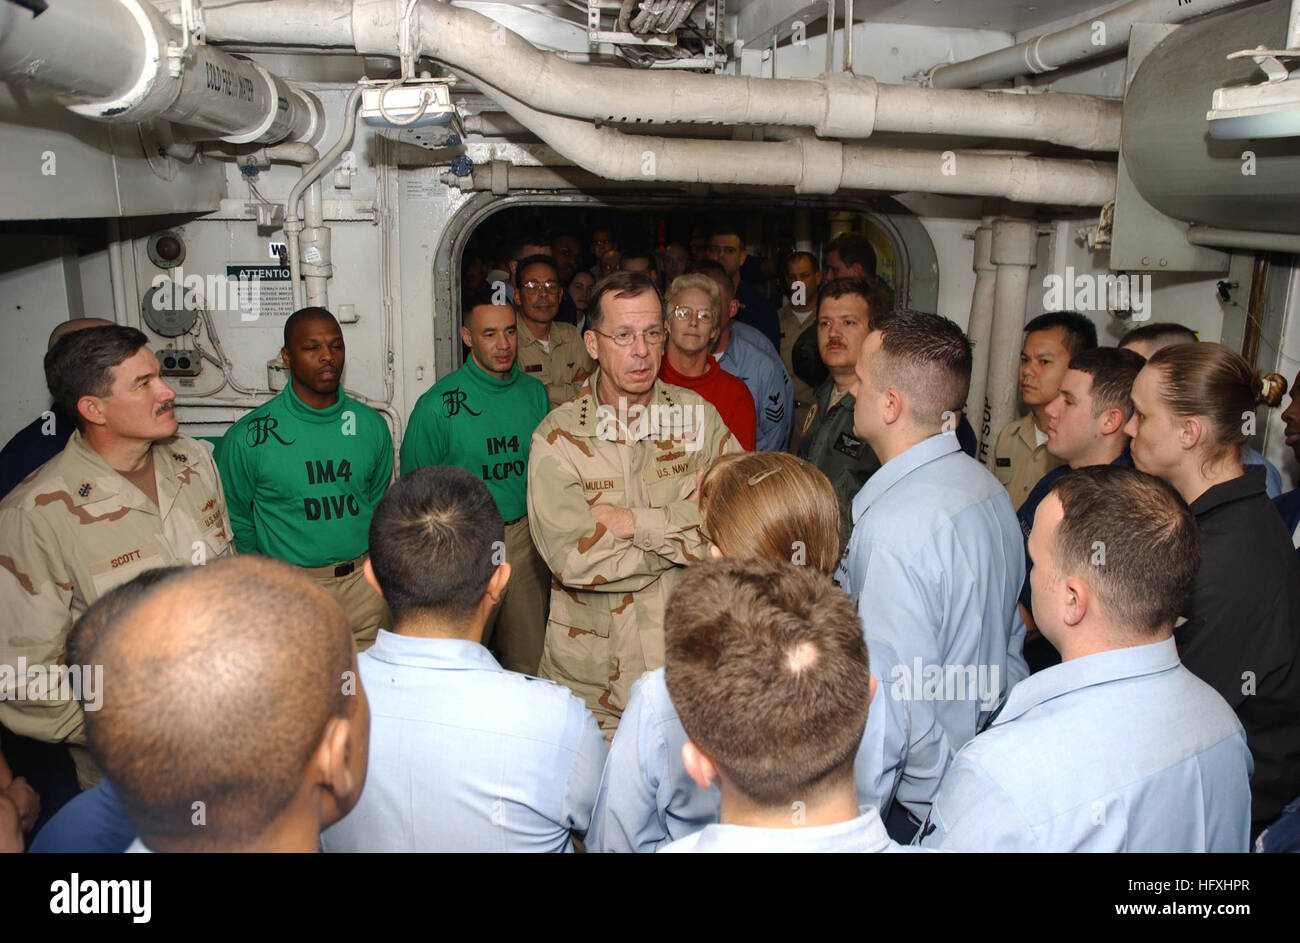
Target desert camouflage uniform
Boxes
[0,431,233,784]
[528,372,740,735]
[515,314,596,407]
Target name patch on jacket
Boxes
[523,364,543,373]
[833,432,864,458]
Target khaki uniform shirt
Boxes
[527,372,740,734]
[993,413,1066,510]
[515,314,596,408]
[0,431,233,746]
[778,302,818,448]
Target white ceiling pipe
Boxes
[0,0,320,144]
[471,77,1117,205]
[446,163,690,193]
[966,224,998,463]
[984,219,1040,472]
[839,148,1116,205]
[201,1,1121,151]
[872,85,1119,151]
[931,0,1259,89]
[201,0,357,47]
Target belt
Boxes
[504,514,527,526]
[304,552,368,579]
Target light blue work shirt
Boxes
[659,805,922,853]
[715,324,794,451]
[1243,446,1282,499]
[918,637,1253,852]
[320,631,607,853]
[836,433,1029,748]
[586,635,952,853]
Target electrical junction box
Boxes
[157,346,201,377]
[361,79,463,149]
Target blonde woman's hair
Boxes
[699,451,841,575]
[665,273,721,319]
[1147,342,1287,462]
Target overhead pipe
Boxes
[202,1,1122,152]
[443,161,691,193]
[966,224,997,463]
[930,0,1259,89]
[467,78,1116,205]
[844,0,854,73]
[1186,225,1300,254]
[0,0,321,145]
[825,0,836,74]
[984,219,1039,472]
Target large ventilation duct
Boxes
[930,0,1259,89]
[1123,0,1300,235]
[0,0,320,145]
[203,1,1122,152]
[463,78,1116,205]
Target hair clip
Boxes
[747,468,782,486]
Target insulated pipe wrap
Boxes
[814,73,879,138]
[794,137,845,195]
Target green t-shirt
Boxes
[216,383,393,567]
[401,356,551,521]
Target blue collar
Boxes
[992,637,1179,727]
[850,433,961,523]
[363,630,503,672]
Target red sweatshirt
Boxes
[659,356,756,451]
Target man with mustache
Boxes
[0,325,233,792]
[217,307,393,651]
[797,279,884,553]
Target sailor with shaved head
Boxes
[0,324,233,796]
[84,556,369,853]
[217,307,394,651]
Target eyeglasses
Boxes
[521,280,562,295]
[591,327,667,347]
[671,305,715,323]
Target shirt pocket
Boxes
[548,583,619,640]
